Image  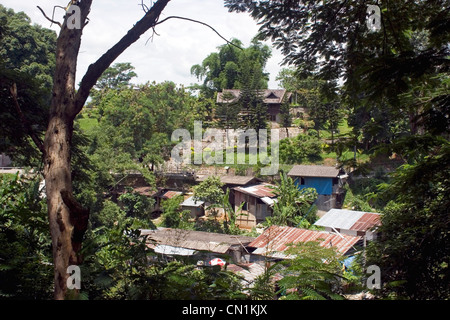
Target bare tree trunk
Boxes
[43,1,90,299]
[41,0,171,299]
[43,115,88,300]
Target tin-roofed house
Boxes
[287,165,347,211]
[314,209,381,245]
[140,228,255,264]
[180,195,205,218]
[248,225,361,260]
[233,183,277,229]
[195,175,260,210]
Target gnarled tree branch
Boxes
[154,15,243,50]
[72,0,171,119]
[37,5,62,28]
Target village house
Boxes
[140,228,255,264]
[247,225,362,260]
[216,89,294,125]
[196,174,260,206]
[180,195,205,218]
[314,208,381,244]
[232,183,277,229]
[287,164,347,211]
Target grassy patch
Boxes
[77,117,98,135]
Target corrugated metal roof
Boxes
[287,165,340,178]
[350,212,381,232]
[154,244,197,256]
[261,196,277,206]
[180,196,204,207]
[314,209,381,232]
[133,186,157,196]
[249,225,361,256]
[227,262,266,284]
[141,228,255,254]
[196,175,258,186]
[161,190,183,199]
[233,183,277,199]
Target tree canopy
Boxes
[0,5,57,164]
[191,37,271,97]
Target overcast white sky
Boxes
[2,0,285,89]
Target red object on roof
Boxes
[209,258,226,266]
[249,225,361,256]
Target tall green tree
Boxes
[276,69,344,141]
[238,57,268,131]
[90,81,199,174]
[0,5,56,89]
[23,0,172,299]
[193,176,225,205]
[366,136,449,299]
[226,0,449,144]
[0,5,56,164]
[87,62,137,108]
[191,37,271,98]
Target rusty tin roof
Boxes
[233,183,277,199]
[249,225,361,256]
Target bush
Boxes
[279,134,322,164]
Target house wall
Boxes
[234,191,272,229]
[294,176,334,195]
[315,194,337,211]
[181,205,204,218]
[324,227,378,241]
[267,104,280,122]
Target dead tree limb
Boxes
[37,6,62,28]
[155,15,243,50]
[73,0,171,118]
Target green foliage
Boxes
[80,213,153,299]
[343,175,389,212]
[0,66,49,164]
[0,174,52,299]
[92,200,127,228]
[277,241,345,300]
[193,176,224,205]
[279,134,322,164]
[95,62,137,91]
[82,207,245,300]
[160,195,193,229]
[0,5,56,164]
[366,140,450,299]
[88,62,138,110]
[88,81,200,167]
[277,70,344,137]
[239,67,268,131]
[279,96,292,128]
[118,188,156,228]
[227,0,449,153]
[191,37,271,98]
[266,171,318,227]
[0,5,56,89]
